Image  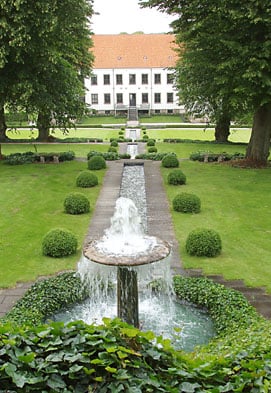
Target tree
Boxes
[174,41,234,142]
[141,0,271,164]
[0,0,60,141]
[0,0,94,141]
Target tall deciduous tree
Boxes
[141,0,271,164]
[0,0,58,140]
[0,0,94,141]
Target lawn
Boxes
[5,126,251,144]
[0,159,106,288]
[5,127,120,141]
[1,142,109,158]
[1,133,270,293]
[158,143,271,292]
[148,127,251,143]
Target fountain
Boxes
[53,163,215,351]
[82,196,171,328]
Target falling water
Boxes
[127,143,138,159]
[52,163,215,351]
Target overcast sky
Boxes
[91,0,175,34]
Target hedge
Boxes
[1,273,269,392]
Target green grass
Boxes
[1,135,270,294]
[6,128,120,141]
[148,127,251,143]
[0,160,106,287]
[5,126,251,144]
[1,142,109,157]
[157,141,247,159]
[161,158,271,292]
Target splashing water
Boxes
[95,197,158,257]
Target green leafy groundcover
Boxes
[1,273,271,392]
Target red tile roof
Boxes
[92,34,178,69]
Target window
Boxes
[167,73,174,84]
[141,74,148,84]
[154,73,161,84]
[167,109,173,114]
[167,93,174,103]
[116,93,123,104]
[116,74,123,85]
[103,74,110,85]
[129,74,136,84]
[142,93,149,104]
[91,75,97,85]
[154,93,161,103]
[104,94,111,104]
[91,94,98,105]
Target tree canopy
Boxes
[0,0,94,141]
[141,0,271,164]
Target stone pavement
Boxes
[1,145,271,319]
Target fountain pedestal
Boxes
[82,197,171,328]
[117,267,139,327]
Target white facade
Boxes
[85,67,181,116]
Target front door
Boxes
[129,93,136,106]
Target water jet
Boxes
[54,162,214,351]
[82,196,171,328]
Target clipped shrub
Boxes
[102,152,119,160]
[146,139,155,146]
[186,228,222,257]
[110,140,118,147]
[108,146,117,153]
[64,192,90,215]
[167,169,186,185]
[148,146,158,153]
[42,228,78,257]
[161,153,179,168]
[172,192,201,213]
[119,153,131,159]
[87,150,103,160]
[135,152,169,161]
[4,152,37,165]
[3,272,88,326]
[88,155,106,170]
[58,151,75,161]
[76,171,98,188]
[142,134,149,140]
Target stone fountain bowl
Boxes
[83,237,171,266]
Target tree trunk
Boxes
[0,104,7,142]
[214,114,231,142]
[37,112,51,141]
[246,103,271,165]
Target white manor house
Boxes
[85,34,184,120]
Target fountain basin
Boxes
[83,237,171,266]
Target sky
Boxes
[91,0,175,34]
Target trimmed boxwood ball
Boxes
[42,228,78,257]
[186,228,222,257]
[168,169,186,185]
[108,146,117,153]
[110,140,118,147]
[76,171,98,188]
[173,192,201,213]
[148,146,157,153]
[147,139,155,146]
[88,155,106,170]
[64,192,90,215]
[161,154,179,168]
